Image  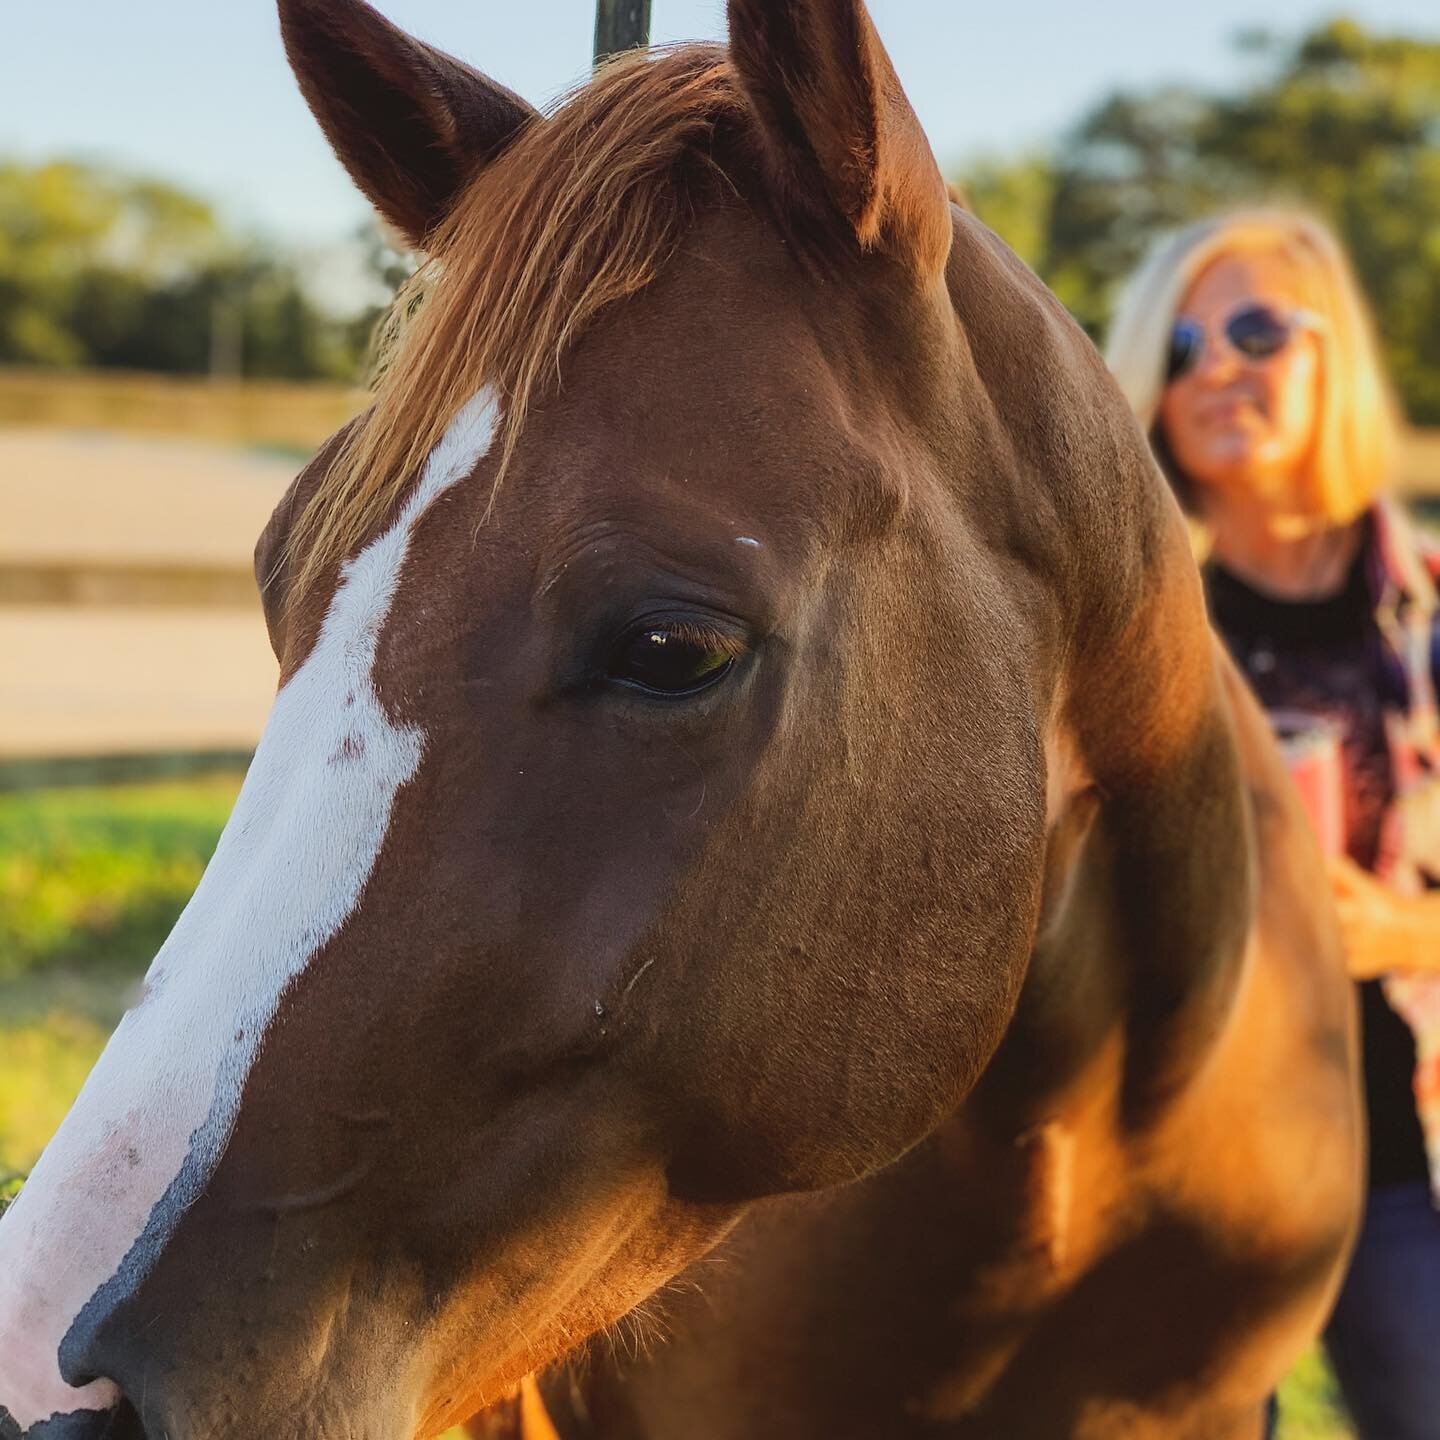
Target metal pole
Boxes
[594,0,652,67]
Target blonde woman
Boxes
[1108,210,1440,1439]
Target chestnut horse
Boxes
[0,1,1359,1437]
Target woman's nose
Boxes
[1192,332,1243,385]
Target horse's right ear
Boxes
[278,0,539,248]
[727,0,950,277]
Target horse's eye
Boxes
[608,620,745,697]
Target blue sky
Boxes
[6,0,1436,248]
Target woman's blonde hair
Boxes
[1105,209,1400,524]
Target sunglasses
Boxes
[1166,302,1325,383]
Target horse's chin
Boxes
[100,1404,146,1440]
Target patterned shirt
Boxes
[1208,545,1428,1187]
[1214,503,1440,1204]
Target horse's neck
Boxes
[979,626,1260,1138]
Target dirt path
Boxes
[1,429,290,758]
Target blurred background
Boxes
[2,4,1437,1435]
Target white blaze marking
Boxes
[0,392,498,1431]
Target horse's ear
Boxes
[727,0,951,277]
[278,0,539,248]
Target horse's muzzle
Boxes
[0,1403,145,1440]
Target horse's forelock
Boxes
[286,44,752,610]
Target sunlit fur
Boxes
[286,46,752,602]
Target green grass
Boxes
[0,776,240,979]
[0,776,1354,1435]
[1277,1347,1352,1438]
[0,776,239,1174]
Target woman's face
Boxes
[1158,250,1323,506]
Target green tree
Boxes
[0,159,382,383]
[959,20,1440,422]
[0,161,221,365]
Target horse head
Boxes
[0,1,1233,1436]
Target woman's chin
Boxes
[1191,457,1275,494]
[1187,441,1309,498]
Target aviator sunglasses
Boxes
[1166,302,1325,384]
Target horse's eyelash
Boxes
[660,621,750,657]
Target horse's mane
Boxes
[288,44,748,599]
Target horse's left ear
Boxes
[728,0,951,277]
[278,0,540,248]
